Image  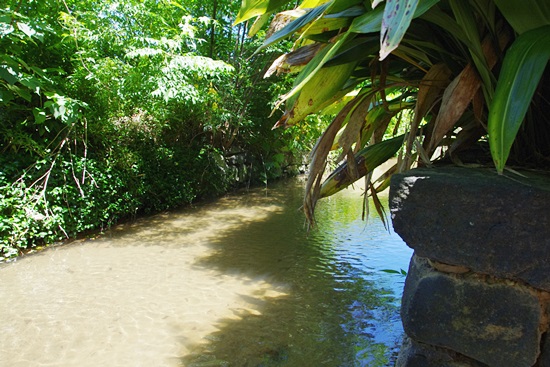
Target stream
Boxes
[0,177,412,367]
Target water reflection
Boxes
[183,178,411,366]
[0,177,411,367]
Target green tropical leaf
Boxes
[350,0,438,36]
[380,0,420,60]
[276,60,357,127]
[248,12,272,37]
[235,0,293,25]
[488,25,550,174]
[494,0,550,34]
[273,31,353,116]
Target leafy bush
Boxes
[0,0,323,260]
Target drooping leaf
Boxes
[336,92,373,159]
[321,90,360,116]
[275,60,357,127]
[300,0,332,8]
[273,32,356,126]
[427,63,481,154]
[258,2,334,52]
[327,4,366,17]
[264,9,307,39]
[303,17,352,37]
[369,181,388,229]
[372,0,385,9]
[403,63,451,168]
[379,0,420,60]
[304,103,354,224]
[449,0,493,100]
[319,134,405,198]
[349,5,384,34]
[488,25,550,174]
[350,0,439,36]
[324,36,379,67]
[264,43,325,78]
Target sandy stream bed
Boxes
[0,201,289,367]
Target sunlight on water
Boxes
[0,177,412,367]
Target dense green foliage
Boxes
[236,0,550,222]
[0,0,322,260]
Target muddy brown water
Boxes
[0,177,412,367]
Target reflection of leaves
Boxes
[381,268,407,276]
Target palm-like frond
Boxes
[238,0,550,222]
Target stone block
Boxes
[538,333,550,366]
[390,167,550,291]
[401,256,542,367]
[396,336,489,367]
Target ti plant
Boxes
[236,0,550,224]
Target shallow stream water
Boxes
[0,177,412,367]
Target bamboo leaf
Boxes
[319,134,405,197]
[488,26,550,174]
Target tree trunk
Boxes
[209,0,218,58]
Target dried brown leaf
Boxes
[266,9,307,40]
[264,43,326,78]
[336,93,373,161]
[427,63,481,154]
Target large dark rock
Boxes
[401,255,542,367]
[397,336,489,367]
[539,333,550,366]
[390,166,550,291]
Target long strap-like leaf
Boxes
[488,25,550,174]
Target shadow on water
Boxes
[179,178,408,367]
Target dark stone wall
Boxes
[390,167,550,367]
